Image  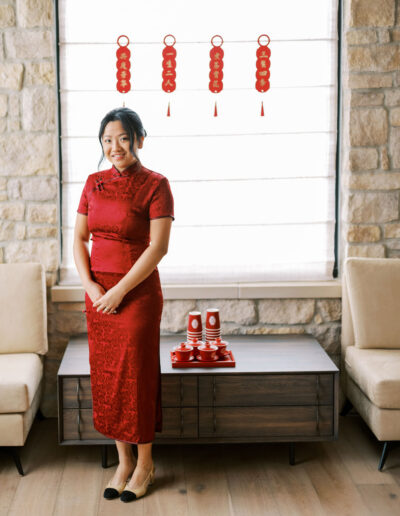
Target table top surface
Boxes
[58,334,338,376]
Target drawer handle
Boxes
[76,378,82,440]
[179,377,184,436]
[77,410,82,440]
[180,376,184,405]
[180,408,184,437]
[212,376,216,404]
[76,378,81,409]
[212,376,217,433]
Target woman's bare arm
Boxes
[81,215,172,313]
[73,213,94,290]
[116,216,173,296]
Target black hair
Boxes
[97,107,147,170]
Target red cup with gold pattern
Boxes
[206,308,220,329]
[188,311,202,341]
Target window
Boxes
[58,0,339,284]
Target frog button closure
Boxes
[112,168,122,177]
[95,177,105,191]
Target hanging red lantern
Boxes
[116,35,131,101]
[162,34,176,116]
[209,35,224,116]
[255,34,271,116]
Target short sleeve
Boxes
[149,176,175,221]
[77,177,89,215]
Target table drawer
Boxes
[63,408,111,441]
[62,407,198,442]
[199,374,333,407]
[61,375,198,409]
[155,408,198,439]
[199,405,334,438]
[62,377,92,409]
[161,375,198,407]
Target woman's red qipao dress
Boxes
[77,160,174,443]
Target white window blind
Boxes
[58,0,339,285]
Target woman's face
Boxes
[101,120,143,172]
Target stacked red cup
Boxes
[205,308,220,342]
[187,311,203,342]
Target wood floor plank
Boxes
[53,444,104,516]
[303,441,372,516]
[335,415,396,485]
[182,444,233,516]
[2,415,400,515]
[261,442,325,516]
[0,452,21,516]
[143,444,189,516]
[384,446,400,486]
[223,442,280,516]
[357,484,400,516]
[7,418,67,516]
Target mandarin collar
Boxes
[112,160,142,175]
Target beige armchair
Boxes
[0,263,48,475]
[341,257,400,470]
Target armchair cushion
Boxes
[0,353,43,413]
[346,257,400,349]
[0,263,48,354]
[345,346,400,409]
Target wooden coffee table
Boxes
[57,334,339,466]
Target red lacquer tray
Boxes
[170,350,236,368]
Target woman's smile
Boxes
[102,120,140,172]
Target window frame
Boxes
[53,0,343,286]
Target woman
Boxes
[73,107,174,503]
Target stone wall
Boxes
[341,0,400,259]
[0,0,58,287]
[1,0,399,417]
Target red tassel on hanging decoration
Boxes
[162,34,176,116]
[209,35,224,117]
[116,35,131,103]
[256,34,271,116]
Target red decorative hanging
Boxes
[255,34,271,116]
[116,35,131,104]
[209,35,224,117]
[162,34,176,116]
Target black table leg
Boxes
[101,445,108,468]
[378,442,390,471]
[8,447,25,475]
[289,443,295,465]
[340,399,353,417]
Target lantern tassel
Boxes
[122,100,125,108]
[167,101,170,117]
[214,100,218,117]
[261,100,264,116]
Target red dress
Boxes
[77,160,174,444]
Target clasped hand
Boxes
[92,284,125,314]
